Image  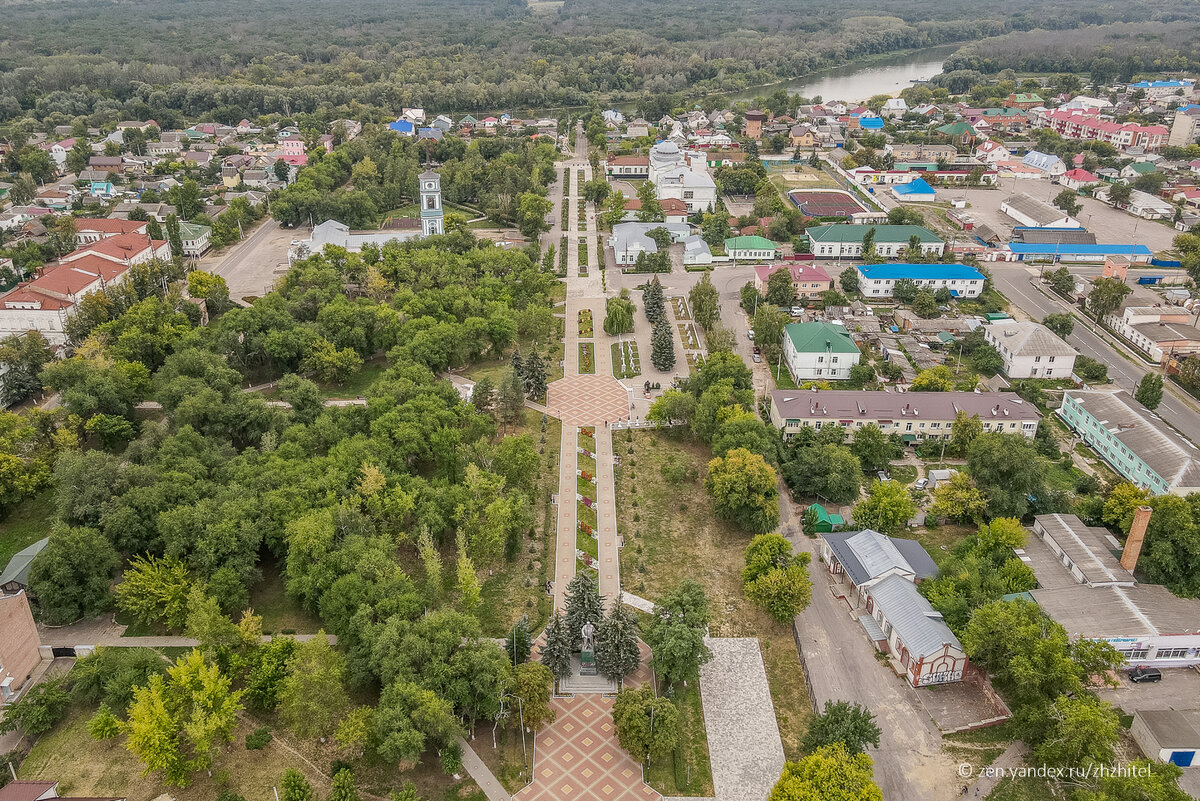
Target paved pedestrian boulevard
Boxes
[513,695,661,801]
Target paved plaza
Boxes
[513,695,661,801]
[547,374,631,426]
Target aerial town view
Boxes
[5,1,1200,800]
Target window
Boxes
[816,369,823,376]
[1048,356,1055,363]
[1034,356,1042,363]
[832,357,839,364]
[1118,648,1150,660]
[905,422,913,431]
[1156,647,1189,660]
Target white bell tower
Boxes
[419,170,444,237]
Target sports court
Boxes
[787,188,867,218]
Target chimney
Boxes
[1121,505,1152,573]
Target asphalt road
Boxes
[989,262,1200,443]
[204,218,295,301]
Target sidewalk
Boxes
[458,736,510,801]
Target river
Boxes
[727,44,960,105]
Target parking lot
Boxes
[943,182,1179,253]
[1096,666,1200,796]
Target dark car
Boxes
[1129,666,1162,683]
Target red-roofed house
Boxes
[1060,169,1100,191]
[753,262,832,300]
[1041,110,1168,151]
[623,196,689,224]
[73,218,148,245]
[0,234,170,345]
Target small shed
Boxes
[0,537,48,595]
[807,503,844,533]
[1131,709,1200,768]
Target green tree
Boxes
[328,768,361,801]
[643,276,665,323]
[891,278,918,304]
[647,388,697,426]
[852,480,917,535]
[373,680,463,766]
[948,411,983,457]
[583,178,611,205]
[0,330,54,407]
[67,139,92,173]
[301,337,363,384]
[766,268,797,307]
[280,769,316,801]
[612,686,678,763]
[768,745,883,801]
[801,701,881,756]
[165,214,184,265]
[967,432,1047,518]
[910,290,939,319]
[88,705,123,740]
[1053,189,1081,217]
[1033,694,1119,769]
[1042,313,1074,339]
[969,343,1004,376]
[540,610,573,681]
[595,601,642,681]
[277,634,349,739]
[645,580,712,688]
[911,365,953,391]
[1137,494,1200,596]
[471,375,496,416]
[604,290,636,335]
[635,181,664,222]
[688,272,721,330]
[599,190,627,230]
[1134,373,1163,410]
[123,650,244,787]
[28,524,120,625]
[0,677,70,736]
[497,368,525,431]
[651,318,675,371]
[850,424,896,472]
[752,304,789,363]
[564,570,604,651]
[705,447,779,533]
[929,472,987,523]
[8,173,35,206]
[1086,277,1132,319]
[512,661,556,731]
[839,267,861,295]
[115,554,193,631]
[742,533,813,623]
[517,192,552,240]
[860,227,880,264]
[1102,482,1150,531]
[1046,266,1075,296]
[523,348,548,399]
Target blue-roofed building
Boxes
[890,177,936,203]
[1007,243,1153,263]
[1130,79,1195,101]
[855,263,987,298]
[388,118,415,136]
[859,116,885,131]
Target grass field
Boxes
[644,681,714,797]
[461,327,565,389]
[615,429,812,760]
[611,341,641,379]
[20,706,336,801]
[0,489,54,568]
[249,559,324,635]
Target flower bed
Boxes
[578,309,593,338]
[579,342,595,374]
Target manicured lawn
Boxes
[0,489,54,568]
[579,342,595,374]
[319,360,387,398]
[579,428,596,453]
[578,241,589,267]
[249,558,324,635]
[461,330,565,389]
[645,680,714,797]
[615,430,812,760]
[578,309,593,338]
[611,341,641,379]
[914,522,976,566]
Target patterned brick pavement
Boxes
[547,374,631,427]
[513,694,661,801]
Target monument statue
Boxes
[581,620,596,653]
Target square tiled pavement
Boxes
[513,695,660,801]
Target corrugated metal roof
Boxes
[867,574,962,660]
[1009,243,1152,256]
[0,537,49,587]
[857,263,985,281]
[821,530,938,586]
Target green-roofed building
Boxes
[176,220,212,257]
[935,120,978,144]
[783,321,861,381]
[0,537,48,595]
[806,503,845,533]
[1006,92,1044,108]
[806,224,945,259]
[724,235,779,261]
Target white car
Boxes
[915,478,929,490]
[790,306,803,316]
[748,330,755,341]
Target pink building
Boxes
[1041,111,1168,151]
[753,262,832,300]
[280,138,306,156]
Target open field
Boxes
[0,489,54,568]
[615,429,812,760]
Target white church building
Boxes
[308,169,445,251]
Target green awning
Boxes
[902,434,918,443]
